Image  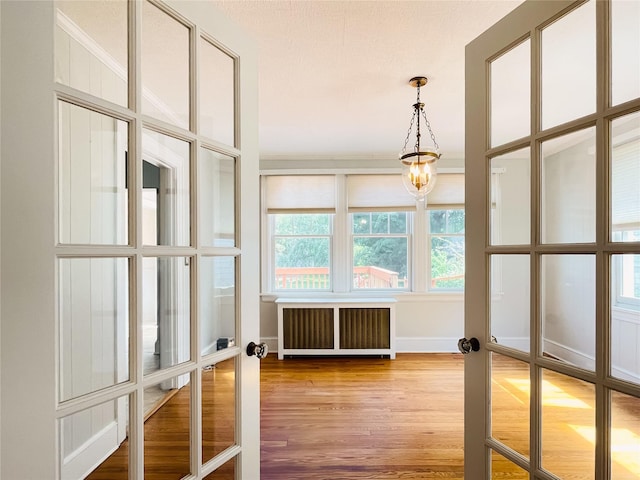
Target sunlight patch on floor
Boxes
[569,424,640,476]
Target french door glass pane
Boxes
[59,101,128,245]
[610,390,640,478]
[202,357,237,464]
[611,112,640,240]
[541,0,595,129]
[490,148,530,246]
[59,257,129,402]
[142,257,191,375]
[540,368,595,479]
[200,148,235,247]
[142,0,189,129]
[55,0,128,107]
[203,457,236,480]
[610,254,640,385]
[144,375,191,479]
[611,0,640,106]
[491,255,530,353]
[541,255,595,371]
[60,394,130,479]
[142,129,191,246]
[200,256,236,356]
[541,128,596,244]
[490,39,530,147]
[490,353,530,458]
[490,449,528,478]
[200,38,235,146]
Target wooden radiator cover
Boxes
[276,298,396,359]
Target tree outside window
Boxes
[352,212,409,290]
[429,209,465,290]
[273,213,331,290]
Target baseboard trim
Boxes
[262,336,461,354]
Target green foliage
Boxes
[353,237,408,277]
[275,237,329,268]
[430,209,465,289]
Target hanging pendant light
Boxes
[399,76,441,202]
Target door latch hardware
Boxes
[246,341,269,359]
[458,337,480,354]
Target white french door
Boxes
[465,0,640,478]
[1,1,260,478]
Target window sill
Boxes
[260,291,464,303]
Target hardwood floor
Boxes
[85,353,640,480]
[260,353,465,480]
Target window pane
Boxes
[274,214,330,235]
[59,258,129,401]
[143,257,191,375]
[200,148,235,247]
[431,236,465,289]
[491,449,528,478]
[59,102,128,245]
[541,255,595,371]
[541,128,596,244]
[541,369,595,479]
[491,353,529,458]
[144,375,191,479]
[203,457,236,480]
[429,210,465,290]
[430,209,464,234]
[490,38,530,147]
[611,112,640,239]
[352,212,408,235]
[430,210,447,234]
[275,238,330,290]
[55,0,128,106]
[60,395,129,479]
[610,254,640,386]
[611,390,640,478]
[490,254,530,353]
[202,358,237,464]
[142,1,189,129]
[541,0,596,129]
[353,237,408,290]
[200,37,235,146]
[491,148,530,246]
[612,0,640,106]
[201,257,236,356]
[142,129,190,246]
[353,213,372,234]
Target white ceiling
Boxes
[212,0,525,161]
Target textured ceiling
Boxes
[212,0,525,161]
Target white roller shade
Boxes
[347,173,465,211]
[611,141,640,229]
[264,175,336,213]
[426,173,465,208]
[347,174,416,211]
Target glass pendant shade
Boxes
[401,156,438,202]
[398,76,441,202]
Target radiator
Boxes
[283,308,334,349]
[277,298,396,359]
[339,308,390,349]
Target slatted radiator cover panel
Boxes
[339,308,390,349]
[283,307,334,349]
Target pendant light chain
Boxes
[400,109,417,156]
[421,108,439,151]
[400,82,439,155]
